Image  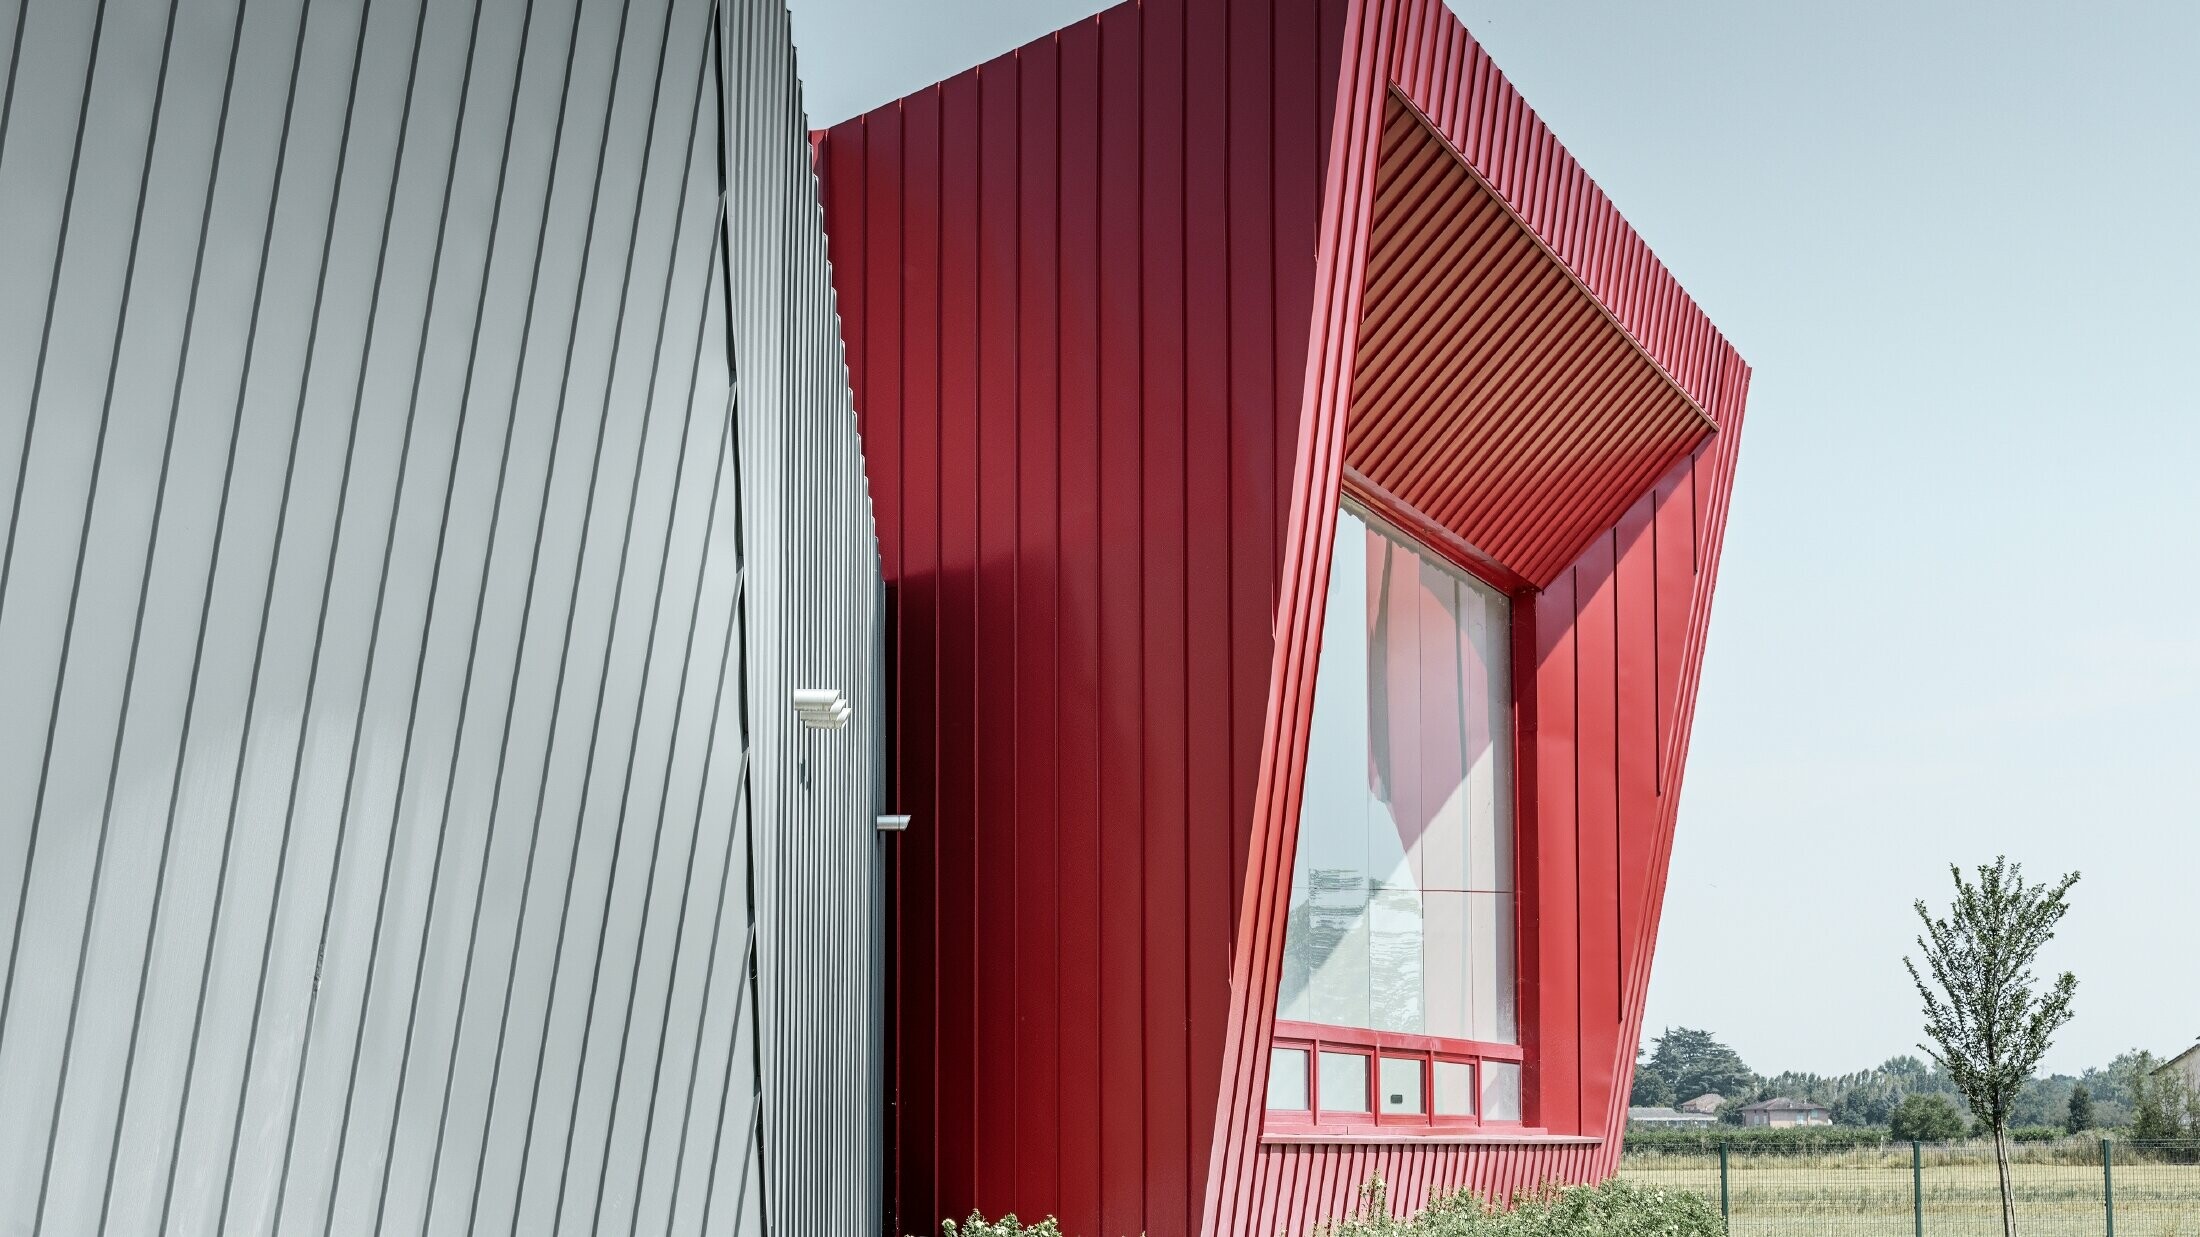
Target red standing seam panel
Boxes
[1613,496,1661,1081]
[1532,568,1582,1136]
[935,67,983,1215]
[974,50,1025,1210]
[1140,1,1194,1229]
[1570,532,1622,1144]
[1013,38,1065,1218]
[1051,19,1105,1232]
[1096,12,1150,1234]
[1221,0,1276,1029]
[1200,1,1256,1224]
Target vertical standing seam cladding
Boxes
[0,0,884,1232]
[821,2,1350,1229]
[817,0,1750,1233]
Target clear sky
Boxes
[785,0,2200,1079]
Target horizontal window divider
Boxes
[1260,1132,1600,1148]
[1273,1020,1524,1060]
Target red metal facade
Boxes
[816,0,1750,1233]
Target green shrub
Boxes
[922,1177,1724,1237]
[1314,1175,1724,1236]
[934,1214,1063,1237]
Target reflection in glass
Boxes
[1379,1056,1424,1114]
[1319,1051,1370,1114]
[1281,514,1372,1029]
[1278,502,1517,1045]
[1268,1048,1309,1110]
[1415,891,1520,1044]
[1279,866,1371,1028]
[1367,887,1424,1032]
[1434,1060,1475,1115]
[1482,1060,1523,1123]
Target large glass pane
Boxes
[1278,502,1518,1047]
[1299,511,1371,884]
[1482,1060,1523,1123]
[1434,1060,1475,1115]
[1380,1057,1425,1114]
[1461,575,1512,893]
[1268,1048,1309,1111]
[1319,1051,1370,1114]
[1281,511,1373,1028]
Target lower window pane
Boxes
[1268,1047,1309,1111]
[1318,1051,1370,1114]
[1482,1060,1523,1122]
[1379,1056,1424,1114]
[1433,1060,1475,1115]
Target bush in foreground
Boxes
[923,1175,1724,1237]
[1315,1175,1723,1237]
[935,1215,1062,1237]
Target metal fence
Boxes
[1619,1140,2200,1236]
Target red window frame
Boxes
[1263,485,1541,1140]
[1264,1021,1529,1136]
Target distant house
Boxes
[1679,1092,1725,1115]
[2162,1041,2200,1093]
[1630,1106,1721,1129]
[1740,1098,1833,1128]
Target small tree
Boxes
[2065,1084,2094,1134]
[1889,1092,1968,1142]
[1906,857,2078,1237]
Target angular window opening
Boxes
[1273,500,1523,1132]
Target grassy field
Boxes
[1618,1145,2200,1237]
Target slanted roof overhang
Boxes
[1345,94,1717,589]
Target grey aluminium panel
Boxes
[0,0,885,1232]
[715,0,889,1230]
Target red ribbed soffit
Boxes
[1346,94,1715,588]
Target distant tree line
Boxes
[1631,1027,2200,1138]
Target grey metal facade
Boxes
[0,0,885,1230]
